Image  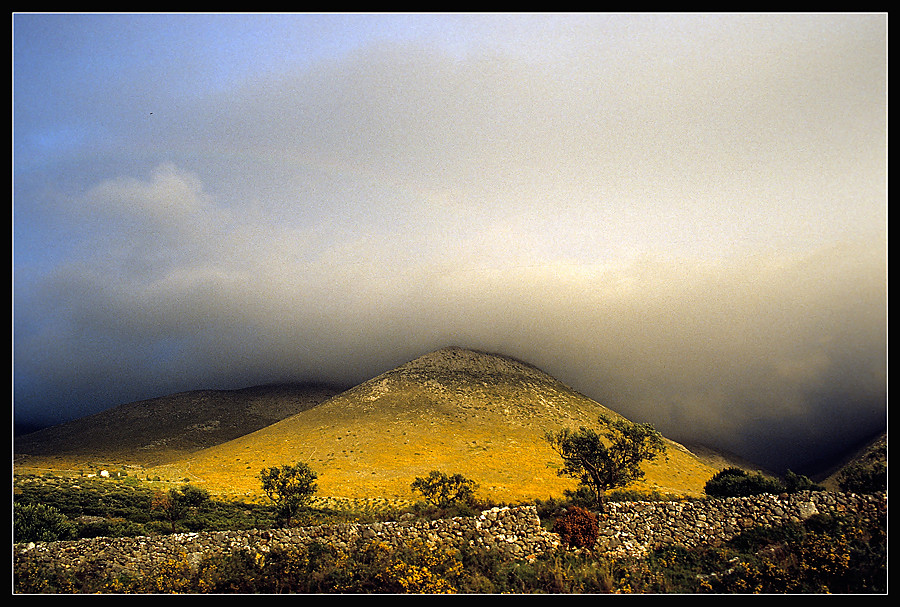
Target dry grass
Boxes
[146,348,721,503]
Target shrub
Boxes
[553,506,599,550]
[14,503,76,543]
[410,471,477,509]
[711,512,887,593]
[561,486,599,508]
[76,518,148,539]
[336,539,462,594]
[177,484,211,507]
[782,470,824,493]
[704,467,783,497]
[151,490,188,533]
[838,446,886,494]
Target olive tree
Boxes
[411,471,477,508]
[544,414,666,508]
[150,484,213,533]
[259,462,318,527]
[151,490,187,533]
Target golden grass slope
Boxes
[150,347,720,503]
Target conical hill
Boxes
[150,347,719,503]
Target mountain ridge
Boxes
[16,346,824,503]
[14,382,346,467]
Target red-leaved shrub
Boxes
[554,506,599,549]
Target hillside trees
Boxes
[152,491,187,533]
[544,414,667,508]
[152,484,213,532]
[259,462,318,527]
[410,471,478,509]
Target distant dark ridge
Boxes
[13,421,45,437]
[13,382,347,465]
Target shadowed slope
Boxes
[14,383,344,468]
[152,347,720,502]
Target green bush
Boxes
[709,512,887,593]
[14,474,277,538]
[410,471,478,509]
[704,468,824,498]
[14,503,76,543]
[75,518,147,539]
[781,470,823,493]
[561,486,599,508]
[838,446,886,494]
[704,468,784,497]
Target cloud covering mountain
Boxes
[14,13,886,473]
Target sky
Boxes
[13,13,886,474]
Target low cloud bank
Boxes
[14,16,886,474]
[14,171,885,474]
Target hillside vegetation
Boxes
[143,348,721,502]
[820,432,886,491]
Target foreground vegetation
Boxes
[14,471,886,594]
[13,420,886,593]
[13,472,415,542]
[14,505,885,594]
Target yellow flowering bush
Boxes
[141,554,195,594]
[333,539,462,593]
[377,561,455,593]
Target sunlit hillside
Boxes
[149,347,721,503]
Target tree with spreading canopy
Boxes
[545,414,667,508]
[151,484,211,533]
[410,471,478,508]
[258,462,318,527]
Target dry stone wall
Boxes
[14,506,559,580]
[593,491,886,558]
[14,492,885,581]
